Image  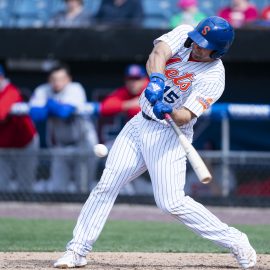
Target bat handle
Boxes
[164,113,171,120]
[164,113,181,137]
[165,113,212,184]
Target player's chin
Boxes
[192,52,202,60]
[195,54,211,62]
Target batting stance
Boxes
[54,16,256,269]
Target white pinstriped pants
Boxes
[67,112,242,256]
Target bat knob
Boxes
[201,176,212,184]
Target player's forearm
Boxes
[171,107,195,126]
[146,42,172,76]
[146,50,167,76]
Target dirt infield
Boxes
[0,252,270,270]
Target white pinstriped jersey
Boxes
[139,25,225,140]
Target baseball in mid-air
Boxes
[93,144,108,157]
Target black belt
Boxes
[142,111,155,121]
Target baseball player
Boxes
[54,16,256,269]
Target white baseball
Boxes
[93,144,108,157]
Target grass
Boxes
[0,218,269,254]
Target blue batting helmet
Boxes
[184,16,235,59]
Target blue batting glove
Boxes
[145,73,165,105]
[153,101,172,120]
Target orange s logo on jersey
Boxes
[202,26,211,35]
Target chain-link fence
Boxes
[0,148,98,193]
[0,149,269,206]
[187,151,270,198]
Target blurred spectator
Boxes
[86,64,148,148]
[48,0,91,28]
[248,4,270,28]
[29,64,98,193]
[98,64,149,119]
[88,64,148,146]
[261,5,270,21]
[95,0,144,26]
[256,5,270,27]
[88,64,151,195]
[218,0,258,28]
[0,65,39,192]
[170,0,206,28]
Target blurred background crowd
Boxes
[0,0,270,29]
[1,0,270,204]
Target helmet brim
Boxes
[188,30,217,51]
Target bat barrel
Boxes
[165,113,212,185]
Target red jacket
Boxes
[0,83,36,148]
[100,79,149,119]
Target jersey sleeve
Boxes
[154,24,194,56]
[183,79,224,118]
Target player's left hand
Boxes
[145,73,165,106]
[153,101,172,120]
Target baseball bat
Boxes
[165,113,212,184]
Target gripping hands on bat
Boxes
[153,101,172,120]
[145,72,172,119]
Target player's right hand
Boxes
[153,101,172,120]
[145,73,165,106]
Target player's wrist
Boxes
[150,73,165,89]
[171,108,191,126]
[150,72,165,82]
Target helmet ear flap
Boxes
[210,51,218,59]
[184,37,193,48]
[210,50,225,59]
